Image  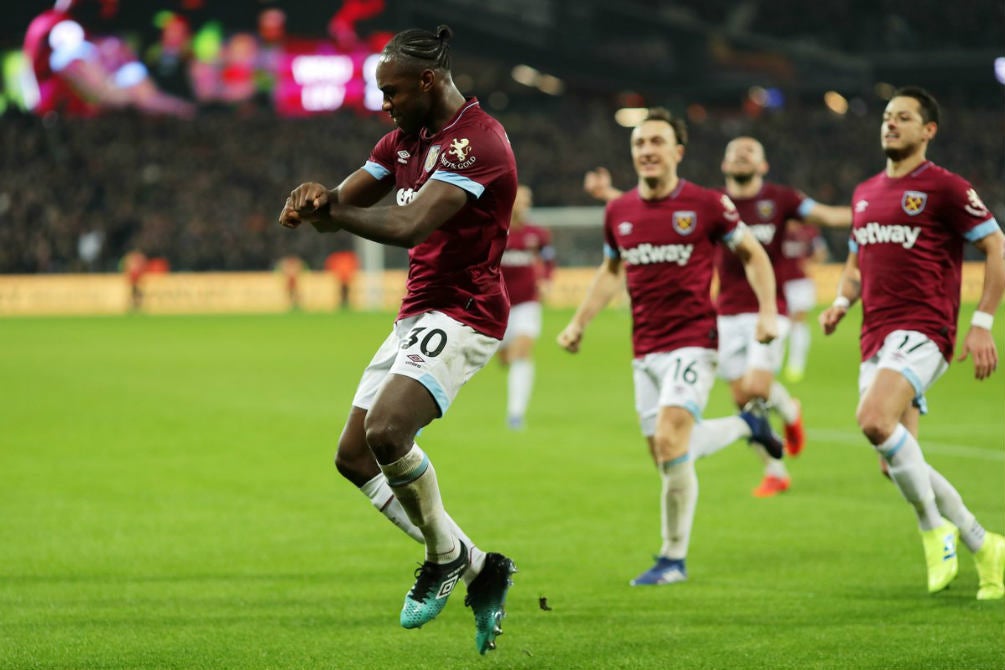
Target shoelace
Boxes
[408,562,441,600]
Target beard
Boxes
[642,175,662,190]
[883,135,923,162]
[883,146,912,162]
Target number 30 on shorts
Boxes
[402,326,448,357]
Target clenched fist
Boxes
[557,322,584,353]
[279,182,330,229]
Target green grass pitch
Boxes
[1,308,1002,669]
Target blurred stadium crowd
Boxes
[2,100,1002,274]
[2,0,1002,275]
[688,0,1000,51]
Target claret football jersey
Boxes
[716,182,815,316]
[364,98,518,339]
[777,222,825,284]
[849,160,1000,361]
[501,223,554,306]
[604,180,744,357]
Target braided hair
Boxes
[383,25,453,72]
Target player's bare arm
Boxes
[957,231,1004,380]
[805,203,853,228]
[279,168,392,231]
[557,256,623,353]
[730,228,778,343]
[322,179,468,248]
[820,251,861,336]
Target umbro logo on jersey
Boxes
[618,221,633,236]
[406,354,425,363]
[855,199,869,213]
[397,150,411,164]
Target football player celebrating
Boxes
[280,25,516,652]
[821,86,1004,598]
[559,108,783,586]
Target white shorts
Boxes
[783,278,817,315]
[500,300,542,347]
[717,313,791,381]
[633,347,718,437]
[858,330,948,415]
[352,311,500,416]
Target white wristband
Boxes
[832,296,851,310]
[971,310,994,330]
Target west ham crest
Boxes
[901,190,927,216]
[673,211,697,235]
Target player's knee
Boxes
[740,369,772,400]
[742,380,769,402]
[333,450,357,481]
[856,405,895,445]
[333,439,373,485]
[653,423,689,461]
[362,415,412,462]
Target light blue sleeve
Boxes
[430,171,485,198]
[362,161,391,180]
[797,197,819,219]
[964,218,1002,242]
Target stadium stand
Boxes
[0,102,1001,274]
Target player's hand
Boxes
[280,182,330,228]
[279,196,302,229]
[583,167,613,201]
[754,313,778,344]
[819,306,846,335]
[557,322,584,353]
[957,325,999,380]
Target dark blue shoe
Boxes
[630,556,687,586]
[739,401,784,460]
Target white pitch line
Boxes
[808,429,1005,462]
